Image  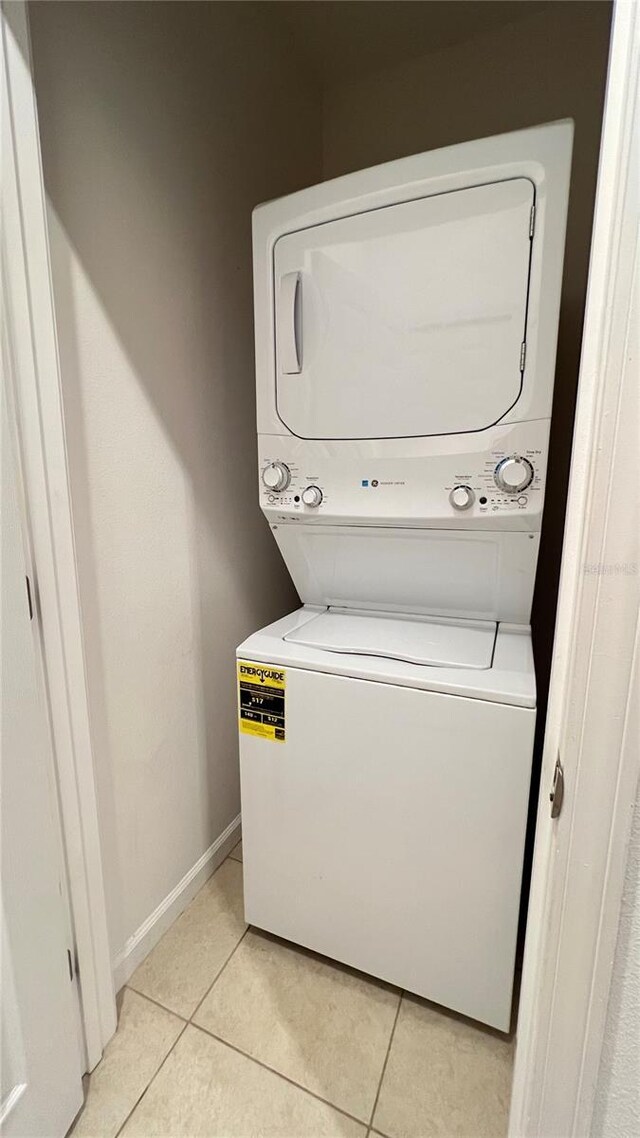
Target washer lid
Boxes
[283,608,497,670]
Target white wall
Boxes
[29,0,321,978]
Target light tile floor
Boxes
[70,839,514,1138]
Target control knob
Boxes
[301,485,323,508]
[262,462,291,492]
[494,456,534,494]
[449,485,475,511]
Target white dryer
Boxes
[238,122,572,1031]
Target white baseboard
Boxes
[112,814,241,992]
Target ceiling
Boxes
[270,1,557,85]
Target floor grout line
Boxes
[125,984,189,1022]
[188,923,251,1024]
[367,990,404,1131]
[112,1020,189,1138]
[189,1021,370,1129]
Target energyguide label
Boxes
[238,661,286,742]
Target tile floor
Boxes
[70,839,514,1138]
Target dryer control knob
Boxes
[262,462,291,492]
[449,485,475,511]
[494,456,534,494]
[301,485,323,508]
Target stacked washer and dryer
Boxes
[237,122,572,1031]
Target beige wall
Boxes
[29,0,321,970]
[323,0,612,710]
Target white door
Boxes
[509,4,640,1135]
[1,392,83,1136]
[2,0,116,1072]
[274,178,534,440]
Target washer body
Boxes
[238,608,535,1031]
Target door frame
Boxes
[3,0,638,1121]
[509,1,640,1134]
[1,0,116,1069]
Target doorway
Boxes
[5,2,630,1136]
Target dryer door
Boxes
[274,178,533,440]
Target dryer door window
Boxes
[274,178,534,440]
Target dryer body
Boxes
[252,121,573,622]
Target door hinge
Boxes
[520,341,527,372]
[25,575,34,621]
[550,755,565,819]
[529,204,536,238]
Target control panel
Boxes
[261,462,325,511]
[258,420,550,531]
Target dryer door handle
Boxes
[278,271,302,374]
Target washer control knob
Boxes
[262,462,290,492]
[449,485,475,511]
[494,456,534,493]
[301,485,323,508]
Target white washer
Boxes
[238,607,535,1031]
[239,122,572,1031]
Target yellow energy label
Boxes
[237,661,286,742]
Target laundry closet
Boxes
[26,0,612,1017]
